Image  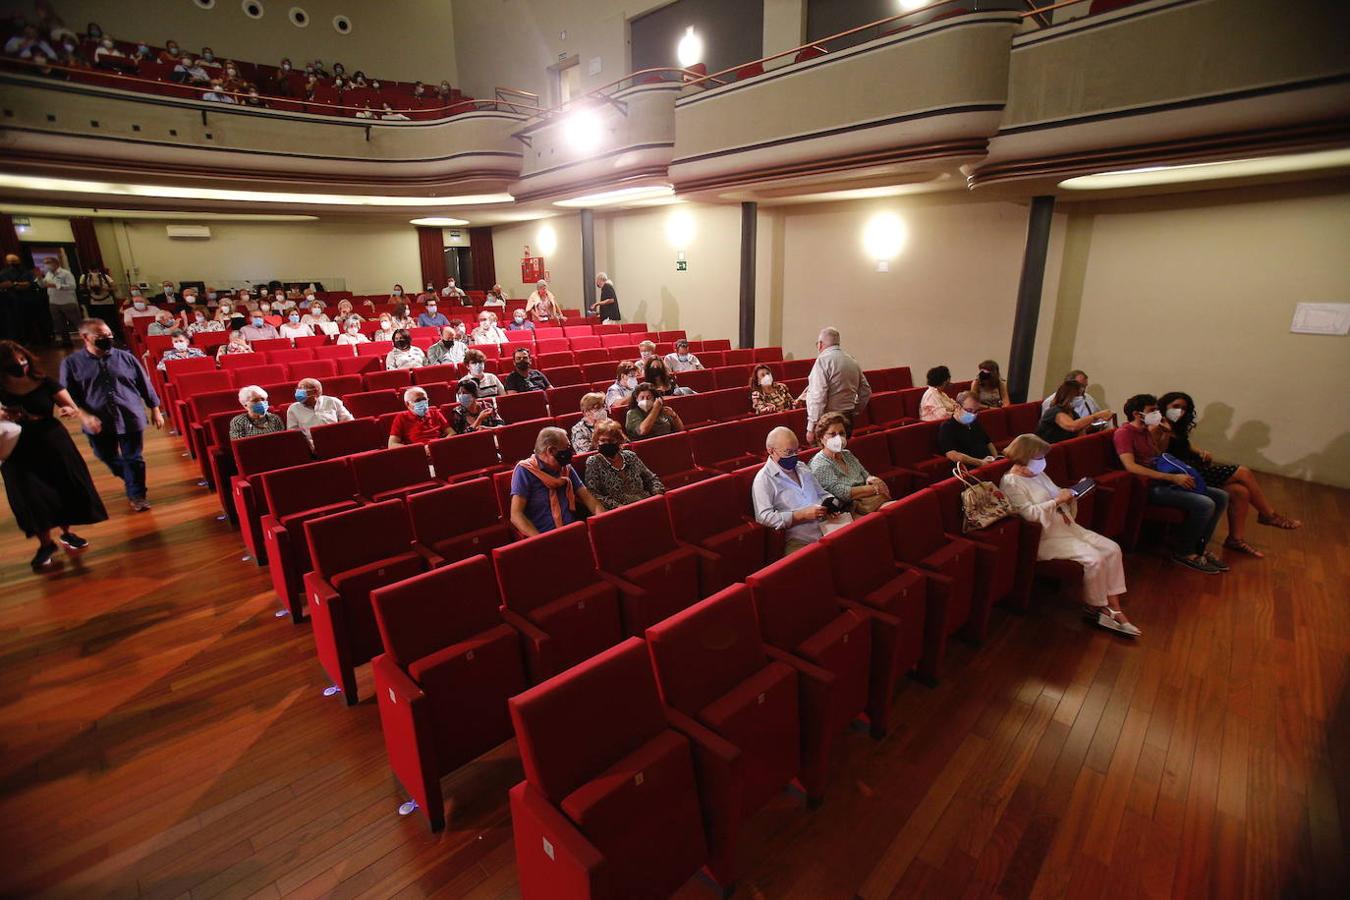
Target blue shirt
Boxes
[507,320,535,332]
[752,456,830,546]
[510,461,584,534]
[60,347,161,435]
[417,311,450,328]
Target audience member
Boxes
[483,284,508,307]
[1037,379,1113,443]
[416,301,449,328]
[809,412,891,516]
[470,311,508,344]
[605,361,639,409]
[507,309,535,332]
[508,426,603,536]
[388,386,450,447]
[439,278,468,304]
[286,378,353,443]
[624,383,682,440]
[503,347,551,393]
[336,318,368,347]
[122,291,157,328]
[570,392,609,453]
[1156,390,1299,557]
[1001,434,1138,636]
[239,311,279,341]
[228,385,284,441]
[585,420,665,510]
[385,329,425,370]
[804,327,871,441]
[373,314,395,342]
[525,280,563,323]
[388,301,414,330]
[636,340,657,365]
[462,349,504,398]
[1114,393,1228,574]
[1042,369,1105,420]
[450,379,504,434]
[155,331,206,370]
[752,425,838,555]
[971,360,1010,408]
[920,365,958,422]
[750,363,795,414]
[300,301,330,329]
[593,272,621,322]
[938,391,1000,466]
[334,298,362,323]
[664,339,702,372]
[216,333,253,360]
[644,357,690,396]
[186,306,222,337]
[146,309,178,337]
[278,310,313,339]
[425,324,467,365]
[40,256,79,346]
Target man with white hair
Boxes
[751,425,838,555]
[228,385,285,441]
[525,280,563,323]
[388,385,451,447]
[803,326,871,444]
[286,378,353,444]
[508,425,604,536]
[470,310,509,345]
[594,272,620,322]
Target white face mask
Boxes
[638,398,652,412]
[347,325,360,334]
[172,340,189,351]
[380,321,392,330]
[1165,407,1184,423]
[1143,410,1163,427]
[479,320,491,329]
[1026,457,1047,476]
[468,362,484,375]
[759,373,773,387]
[824,435,845,453]
[623,376,637,390]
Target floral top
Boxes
[186,319,224,337]
[156,347,207,371]
[385,346,427,370]
[228,412,285,441]
[809,450,871,504]
[752,383,795,415]
[584,450,665,510]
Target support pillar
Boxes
[739,202,757,349]
[580,208,596,316]
[1007,195,1055,403]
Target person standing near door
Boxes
[0,253,34,341]
[594,272,621,322]
[42,257,81,347]
[80,267,118,332]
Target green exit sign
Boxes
[675,260,687,272]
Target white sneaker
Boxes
[1095,608,1140,638]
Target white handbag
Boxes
[0,420,21,461]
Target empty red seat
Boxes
[494,391,548,422]
[407,479,513,567]
[304,500,427,703]
[414,363,461,385]
[372,555,527,831]
[343,389,404,419]
[492,522,623,681]
[230,430,314,564]
[268,347,316,366]
[285,359,338,382]
[427,430,503,483]
[722,349,754,367]
[545,384,590,417]
[846,431,916,499]
[688,419,757,472]
[509,638,708,899]
[260,459,360,622]
[569,336,602,352]
[230,364,287,386]
[364,368,412,391]
[349,444,442,503]
[589,496,703,635]
[544,364,586,387]
[310,417,384,460]
[494,417,553,465]
[644,585,800,887]
[886,420,946,485]
[746,544,870,801]
[714,365,753,391]
[629,431,716,489]
[665,472,775,597]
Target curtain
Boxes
[69,216,104,271]
[469,226,495,291]
[0,214,21,257]
[416,226,446,289]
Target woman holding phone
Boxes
[1000,433,1138,637]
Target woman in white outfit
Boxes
[999,434,1140,637]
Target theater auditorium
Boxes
[1,0,1347,896]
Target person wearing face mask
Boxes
[482,284,508,307]
[804,327,871,442]
[1115,393,1229,574]
[388,386,451,447]
[285,378,353,444]
[461,349,504,398]
[239,309,280,341]
[92,36,128,70]
[228,385,284,441]
[970,359,1011,409]
[186,305,222,337]
[60,319,164,512]
[415,283,437,305]
[593,272,621,322]
[503,348,552,394]
[425,324,467,366]
[749,364,795,415]
[385,328,426,370]
[373,315,396,342]
[158,39,182,64]
[449,379,504,434]
[120,290,158,331]
[525,280,563,323]
[1036,379,1114,444]
[753,425,842,556]
[416,301,449,329]
[1001,434,1139,637]
[388,301,415,331]
[508,426,604,537]
[440,278,468,304]
[624,383,682,440]
[584,420,664,510]
[663,339,703,373]
[939,392,1001,467]
[336,316,369,348]
[198,47,221,68]
[1042,369,1106,421]
[146,309,178,337]
[40,257,79,346]
[605,361,640,409]
[570,392,610,453]
[1,338,108,571]
[216,332,253,360]
[278,309,314,340]
[635,341,657,366]
[507,310,535,332]
[270,290,296,313]
[1155,390,1298,557]
[810,412,892,516]
[155,330,206,371]
[643,358,691,397]
[389,284,407,303]
[470,311,508,345]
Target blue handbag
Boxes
[1155,453,1206,493]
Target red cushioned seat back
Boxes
[494,391,548,422]
[722,349,754,367]
[306,499,413,581]
[1045,440,1074,485]
[494,521,600,615]
[269,348,316,365]
[231,364,287,386]
[162,356,217,382]
[706,386,751,422]
[310,417,384,460]
[371,554,504,670]
[887,420,941,466]
[535,339,569,355]
[633,432,696,478]
[746,543,846,650]
[320,374,363,398]
[714,365,753,390]
[190,389,242,423]
[176,370,234,399]
[408,478,504,548]
[285,359,338,381]
[564,325,595,337]
[510,638,667,803]
[1064,428,1121,479]
[571,339,603,354]
[545,384,589,416]
[232,429,312,478]
[1005,401,1041,436]
[349,444,434,497]
[665,472,752,545]
[865,391,906,427]
[427,430,501,479]
[675,369,717,394]
[847,432,894,478]
[882,489,949,561]
[819,512,897,601]
[978,407,1010,444]
[364,368,411,391]
[261,458,357,519]
[545,364,585,386]
[534,327,565,341]
[897,386,927,419]
[343,389,404,418]
[414,363,461,385]
[588,496,679,573]
[494,417,552,464]
[645,584,768,715]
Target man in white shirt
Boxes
[440,278,468,305]
[470,310,508,345]
[664,339,703,373]
[751,426,837,556]
[122,290,158,327]
[41,257,80,346]
[1043,369,1105,420]
[803,326,871,443]
[286,378,354,444]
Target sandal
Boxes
[1258,512,1301,530]
[1094,607,1141,638]
[1203,551,1231,573]
[1223,537,1264,558]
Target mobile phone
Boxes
[1070,477,1096,498]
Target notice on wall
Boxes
[1290,303,1350,335]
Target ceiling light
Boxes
[0,174,513,207]
[863,212,907,261]
[409,216,469,226]
[900,0,928,11]
[554,185,675,208]
[676,27,704,68]
[562,108,603,154]
[1058,149,1350,190]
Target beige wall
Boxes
[17,216,75,243]
[491,213,584,301]
[55,0,457,85]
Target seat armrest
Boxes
[839,596,900,630]
[675,539,721,565]
[596,570,646,597]
[665,706,741,767]
[412,541,446,569]
[509,782,606,898]
[500,606,552,681]
[764,645,836,690]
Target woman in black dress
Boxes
[0,340,108,571]
[1156,390,1299,559]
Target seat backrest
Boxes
[745,543,845,650]
[866,391,905,426]
[722,348,754,367]
[847,432,894,476]
[261,458,357,519]
[674,369,717,394]
[232,429,313,478]
[634,432,695,477]
[715,365,753,390]
[321,374,364,398]
[269,348,316,365]
[190,388,242,423]
[647,579,775,717]
[545,364,585,387]
[881,488,948,561]
[493,521,599,615]
[978,407,1010,444]
[495,390,548,422]
[286,359,338,382]
[350,444,433,496]
[588,495,679,573]
[408,478,503,548]
[162,356,218,382]
[231,364,287,386]
[545,384,589,416]
[887,420,941,466]
[509,637,667,804]
[364,368,411,391]
[343,389,404,418]
[665,472,752,545]
[819,512,898,601]
[414,363,461,385]
[176,370,234,399]
[371,554,504,670]
[428,430,501,479]
[494,417,552,464]
[311,417,384,460]
[305,499,414,580]
[1005,401,1041,436]
[898,386,927,420]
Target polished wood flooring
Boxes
[1,403,1346,899]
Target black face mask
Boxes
[554,448,574,467]
[597,442,620,458]
[394,339,411,350]
[93,336,114,352]
[515,359,530,371]
[1,362,26,378]
[441,339,456,348]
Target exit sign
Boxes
[675,260,687,272]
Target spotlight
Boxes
[562,108,602,154]
[676,27,703,68]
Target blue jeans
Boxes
[1147,483,1228,554]
[88,429,147,501]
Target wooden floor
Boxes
[1,390,1347,899]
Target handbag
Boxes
[953,461,1013,533]
[0,420,20,461]
[1155,453,1207,493]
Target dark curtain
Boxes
[469,226,495,290]
[0,214,22,257]
[416,226,446,289]
[69,217,104,271]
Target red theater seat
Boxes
[343,389,405,419]
[887,420,946,485]
[588,496,703,635]
[427,430,503,483]
[495,390,548,422]
[845,431,917,499]
[286,359,339,382]
[230,430,314,564]
[629,431,716,489]
[1064,428,1145,548]
[414,363,461,385]
[310,417,384,460]
[304,500,428,703]
[364,368,412,391]
[509,639,708,900]
[372,556,527,831]
[260,459,361,622]
[349,444,442,503]
[407,479,513,567]
[665,473,774,594]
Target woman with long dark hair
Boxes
[0,340,108,570]
[1156,390,1299,558]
